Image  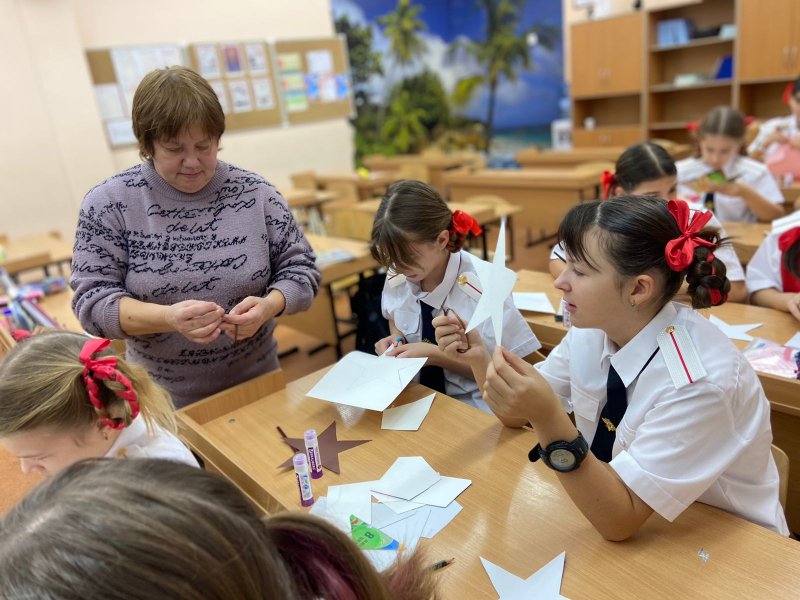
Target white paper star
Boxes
[481,552,569,599]
[708,315,762,342]
[466,218,517,345]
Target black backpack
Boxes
[349,272,390,354]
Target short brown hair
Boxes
[132,66,225,160]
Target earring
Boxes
[630,301,637,310]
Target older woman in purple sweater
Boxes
[71,67,320,407]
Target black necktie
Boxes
[704,192,715,212]
[590,348,660,462]
[418,301,446,393]
[591,364,627,463]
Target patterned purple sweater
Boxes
[71,160,320,407]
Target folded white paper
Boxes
[481,552,568,599]
[371,456,441,501]
[306,351,427,411]
[381,393,435,430]
[708,315,762,342]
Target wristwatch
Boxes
[529,432,589,473]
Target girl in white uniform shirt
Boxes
[677,106,784,223]
[549,141,748,302]
[0,331,197,476]
[371,180,540,422]
[748,78,800,163]
[437,195,789,539]
[746,225,800,321]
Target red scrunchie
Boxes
[600,171,616,200]
[778,226,800,253]
[778,226,800,293]
[708,289,728,306]
[686,120,699,133]
[80,338,140,430]
[665,200,715,271]
[450,210,483,236]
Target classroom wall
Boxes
[1,0,353,240]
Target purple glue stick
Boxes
[293,453,315,507]
[304,429,323,479]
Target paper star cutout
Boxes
[481,552,568,600]
[708,315,762,342]
[277,421,370,474]
[466,218,516,346]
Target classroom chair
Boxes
[395,163,430,183]
[772,444,790,510]
[290,170,317,191]
[326,181,360,203]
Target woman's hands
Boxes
[164,300,224,344]
[432,312,489,366]
[221,291,286,342]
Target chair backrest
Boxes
[326,181,360,203]
[290,170,317,190]
[463,194,510,208]
[395,163,430,183]
[771,444,790,510]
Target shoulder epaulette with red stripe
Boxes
[656,325,707,389]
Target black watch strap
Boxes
[528,432,589,472]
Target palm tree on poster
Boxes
[378,0,427,74]
[382,90,428,153]
[449,0,557,151]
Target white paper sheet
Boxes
[481,552,568,600]
[786,331,800,349]
[306,351,427,411]
[421,501,462,538]
[512,292,556,314]
[381,393,435,430]
[467,219,517,345]
[708,315,762,342]
[325,480,378,532]
[406,476,471,507]
[371,456,441,501]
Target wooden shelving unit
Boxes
[569,0,800,148]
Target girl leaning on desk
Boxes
[0,458,437,600]
[70,66,320,408]
[435,195,790,540]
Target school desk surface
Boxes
[177,366,800,599]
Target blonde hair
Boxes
[0,331,177,436]
[132,66,225,161]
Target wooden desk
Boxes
[1,234,73,277]
[442,165,607,243]
[514,269,800,531]
[283,189,338,212]
[362,154,480,192]
[178,368,800,599]
[315,171,396,201]
[721,221,769,265]
[37,289,81,331]
[515,143,692,169]
[781,183,800,208]
[278,234,378,358]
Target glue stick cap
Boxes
[293,453,308,469]
[304,429,317,442]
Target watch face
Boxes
[549,448,577,472]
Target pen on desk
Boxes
[430,557,455,571]
[277,426,288,439]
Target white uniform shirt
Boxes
[748,115,800,160]
[382,250,541,410]
[105,415,199,467]
[746,231,786,293]
[549,205,745,282]
[676,155,784,223]
[535,301,789,535]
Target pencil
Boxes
[430,557,455,571]
[277,426,288,439]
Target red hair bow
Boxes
[778,226,800,252]
[708,289,728,306]
[80,338,140,430]
[600,171,616,200]
[451,210,483,236]
[686,120,699,133]
[665,200,715,271]
[783,82,795,105]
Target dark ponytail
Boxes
[558,195,731,309]
[612,142,676,194]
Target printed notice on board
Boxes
[209,80,230,114]
[94,84,126,120]
[222,44,245,77]
[306,50,333,75]
[105,119,137,146]
[251,78,275,110]
[227,80,253,113]
[196,44,221,79]
[245,43,268,76]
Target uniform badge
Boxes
[457,272,483,301]
[386,269,406,288]
[656,325,707,389]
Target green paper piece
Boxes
[350,514,401,551]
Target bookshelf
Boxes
[569,0,799,148]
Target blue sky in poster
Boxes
[332,0,564,131]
